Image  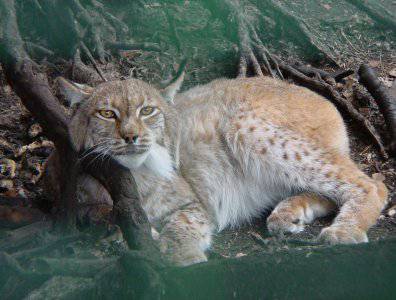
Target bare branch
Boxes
[358,64,396,156]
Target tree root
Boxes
[292,62,354,84]
[67,0,107,63]
[237,23,282,79]
[25,42,54,59]
[69,49,101,85]
[358,64,396,156]
[346,0,396,32]
[12,234,87,262]
[0,0,161,255]
[0,221,52,252]
[80,42,107,82]
[30,257,118,277]
[106,41,161,53]
[260,0,339,66]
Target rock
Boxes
[0,158,17,178]
[28,123,43,138]
[389,68,396,78]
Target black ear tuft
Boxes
[160,59,187,104]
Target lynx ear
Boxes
[56,77,93,107]
[160,60,186,104]
[69,102,90,151]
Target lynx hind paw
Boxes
[318,225,368,245]
[266,213,305,235]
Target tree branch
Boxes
[358,64,396,156]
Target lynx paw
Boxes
[266,213,304,235]
[318,225,368,245]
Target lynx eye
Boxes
[97,109,116,119]
[140,106,155,116]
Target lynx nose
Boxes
[124,135,139,144]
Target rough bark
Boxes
[358,64,396,156]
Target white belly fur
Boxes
[181,143,295,231]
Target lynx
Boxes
[55,76,388,266]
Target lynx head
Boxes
[58,77,182,179]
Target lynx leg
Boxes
[267,193,336,235]
[251,134,386,244]
[316,158,388,244]
[159,204,213,266]
[291,152,389,244]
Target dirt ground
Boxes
[0,56,395,259]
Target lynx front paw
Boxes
[318,225,368,245]
[266,213,304,235]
